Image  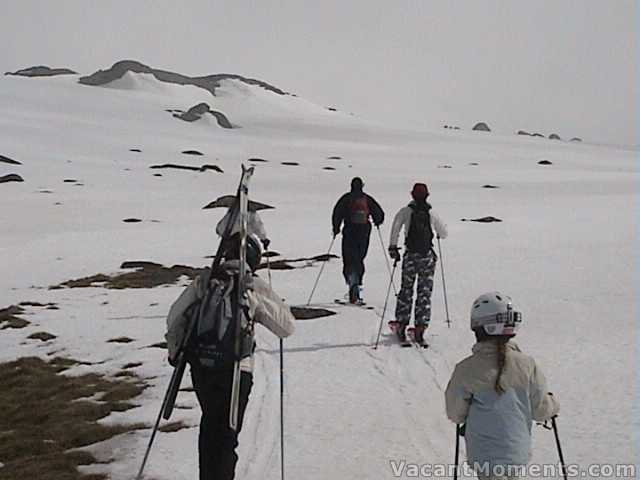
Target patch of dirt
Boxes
[158,421,191,433]
[0,356,146,480]
[52,263,201,290]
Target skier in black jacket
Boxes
[332,177,384,303]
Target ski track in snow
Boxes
[0,73,636,479]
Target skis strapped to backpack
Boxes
[136,165,254,480]
[230,163,254,430]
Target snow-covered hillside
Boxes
[0,65,636,479]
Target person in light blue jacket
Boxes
[445,292,560,479]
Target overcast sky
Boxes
[2,0,637,146]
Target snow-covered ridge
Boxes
[78,59,289,96]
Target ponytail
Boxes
[494,337,509,395]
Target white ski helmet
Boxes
[470,291,522,336]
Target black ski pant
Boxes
[341,224,371,286]
[191,365,253,480]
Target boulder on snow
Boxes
[5,65,77,77]
[538,160,553,165]
[0,174,24,183]
[472,122,491,132]
[549,133,562,140]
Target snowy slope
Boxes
[0,71,636,479]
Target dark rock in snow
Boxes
[78,60,289,96]
[63,179,77,183]
[6,65,77,77]
[0,174,24,183]
[290,306,336,320]
[461,216,502,223]
[28,331,57,342]
[549,133,562,140]
[469,162,479,166]
[438,165,452,169]
[248,158,268,163]
[326,107,337,112]
[570,137,583,142]
[281,162,299,166]
[123,218,143,223]
[482,185,499,189]
[517,130,531,136]
[538,160,553,165]
[532,133,545,138]
[327,156,342,160]
[0,155,21,165]
[150,163,223,173]
[182,150,203,156]
[472,122,491,132]
[323,167,336,171]
[174,102,234,128]
[130,148,142,153]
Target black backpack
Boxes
[405,203,434,254]
[186,269,254,370]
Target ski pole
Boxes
[135,377,173,480]
[376,226,398,296]
[306,236,335,305]
[279,337,285,480]
[267,251,285,480]
[436,237,451,328]
[552,417,568,480]
[453,424,461,480]
[373,257,399,349]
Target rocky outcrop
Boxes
[472,122,491,132]
[172,103,234,128]
[79,60,288,96]
[5,66,77,77]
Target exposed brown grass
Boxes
[0,356,148,480]
[0,306,30,329]
[51,263,202,290]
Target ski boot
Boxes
[413,324,428,348]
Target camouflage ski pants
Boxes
[395,250,437,326]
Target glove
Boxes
[388,246,401,261]
[168,355,177,367]
[261,238,270,250]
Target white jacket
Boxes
[165,261,295,372]
[445,341,560,469]
[216,209,268,242]
[389,202,448,249]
